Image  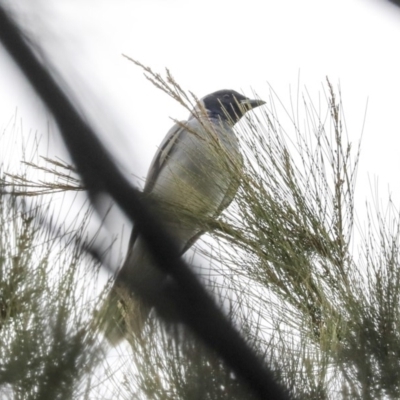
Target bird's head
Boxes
[194,89,265,125]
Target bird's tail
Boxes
[94,284,151,346]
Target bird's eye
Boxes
[223,94,230,100]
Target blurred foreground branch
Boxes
[2,3,400,400]
[0,5,289,400]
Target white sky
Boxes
[0,0,399,270]
[1,1,400,395]
[1,0,400,211]
[0,0,399,261]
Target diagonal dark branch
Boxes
[387,0,400,8]
[0,5,291,400]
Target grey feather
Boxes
[96,90,264,345]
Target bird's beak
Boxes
[240,98,266,110]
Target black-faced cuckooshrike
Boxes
[98,89,265,345]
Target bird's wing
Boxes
[128,121,186,248]
[180,176,241,255]
[144,121,187,194]
[128,119,239,254]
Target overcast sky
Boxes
[1,0,400,226]
[1,1,400,395]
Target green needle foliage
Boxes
[0,149,104,399]
[2,63,400,399]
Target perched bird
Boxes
[98,89,265,345]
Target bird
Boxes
[97,89,265,345]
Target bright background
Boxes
[1,1,400,396]
[1,0,400,244]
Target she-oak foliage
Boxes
[1,63,399,399]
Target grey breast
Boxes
[149,116,242,247]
